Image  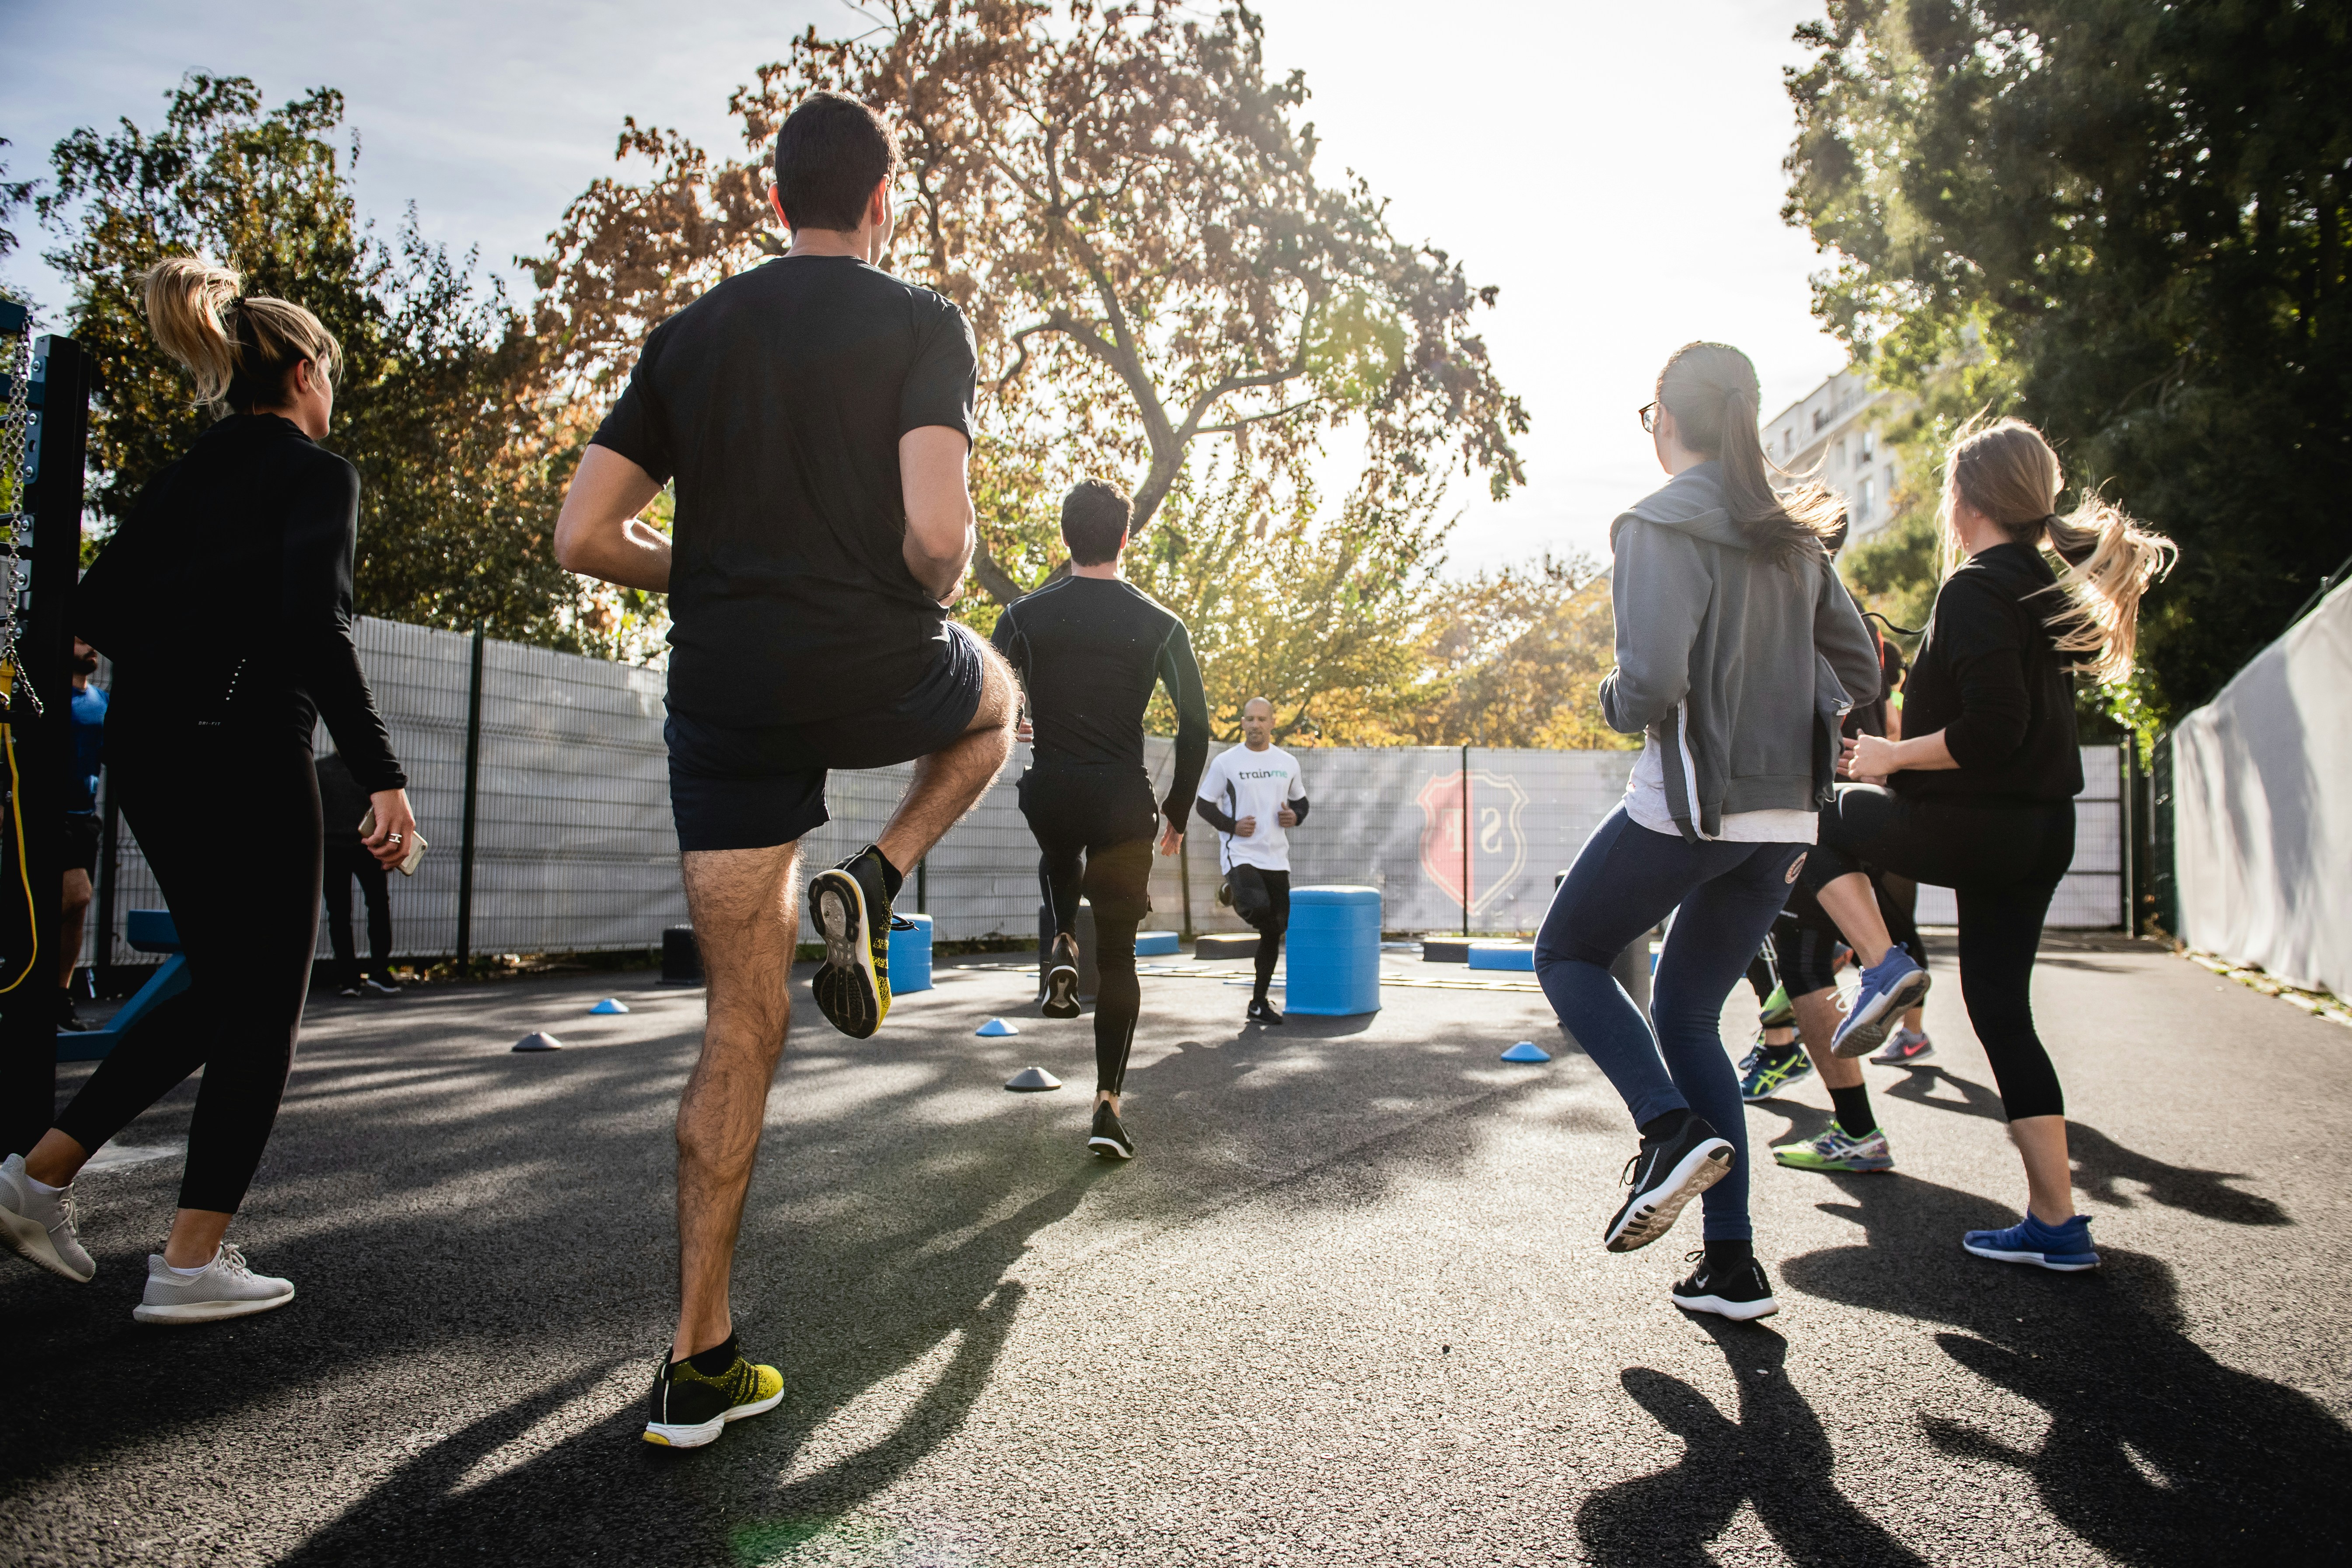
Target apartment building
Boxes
[1762,364,1912,540]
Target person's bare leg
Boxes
[59,869,91,990]
[162,1209,233,1268]
[874,646,1017,876]
[1789,988,1863,1091]
[1901,1004,1926,1034]
[1094,1090,1120,1114]
[2010,1114,2074,1226]
[672,841,801,1362]
[22,1128,90,1187]
[1814,872,1897,967]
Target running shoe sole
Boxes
[1773,1147,1895,1173]
[1672,1288,1781,1322]
[643,1384,786,1448]
[809,869,884,1039]
[1831,968,1933,1058]
[1604,1138,1734,1253]
[1961,1238,2100,1272]
[0,1202,93,1282]
[133,1286,296,1325]
[1087,1135,1134,1161]
[1042,964,1080,1019]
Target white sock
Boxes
[166,1254,213,1278]
[26,1173,66,1198]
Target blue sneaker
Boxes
[1962,1213,2100,1272]
[1830,949,1931,1058]
[1738,1043,1814,1102]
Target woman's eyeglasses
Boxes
[1637,402,1659,434]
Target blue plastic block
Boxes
[889,913,934,994]
[1468,942,1536,972]
[975,1016,1019,1037]
[1134,930,1180,957]
[1500,1041,1552,1063]
[589,997,629,1015]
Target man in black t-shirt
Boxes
[991,480,1210,1161]
[553,93,1015,1451]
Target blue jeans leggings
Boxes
[1534,808,1809,1242]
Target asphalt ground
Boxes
[5,934,2347,1567]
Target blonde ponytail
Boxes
[138,256,342,414]
[1942,415,2176,684]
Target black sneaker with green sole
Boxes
[644,1335,785,1448]
[808,846,895,1039]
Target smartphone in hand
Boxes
[357,807,429,876]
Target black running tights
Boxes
[55,739,325,1212]
[1037,837,1153,1095]
[1251,870,1291,1001]
[1804,785,2074,1121]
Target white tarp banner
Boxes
[2172,575,2352,999]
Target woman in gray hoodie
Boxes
[1532,341,1879,1321]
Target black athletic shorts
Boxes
[61,812,100,877]
[1770,868,1923,999]
[1018,760,1158,926]
[666,622,989,853]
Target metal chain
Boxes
[0,318,39,716]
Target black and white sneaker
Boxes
[1671,1251,1781,1321]
[1246,998,1284,1025]
[807,845,895,1039]
[336,985,365,999]
[1041,935,1080,1019]
[1087,1101,1135,1160]
[1602,1111,1734,1253]
[362,975,402,995]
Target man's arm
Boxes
[1157,622,1212,830]
[553,445,671,591]
[901,426,975,604]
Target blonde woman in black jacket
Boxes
[0,259,416,1324]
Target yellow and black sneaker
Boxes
[643,1334,784,1448]
[808,845,897,1039]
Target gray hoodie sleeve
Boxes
[1814,562,1882,706]
[1598,516,1709,735]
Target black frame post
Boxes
[1,330,89,1155]
[454,620,485,976]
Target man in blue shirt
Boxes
[59,638,107,1031]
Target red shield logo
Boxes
[1417,768,1530,919]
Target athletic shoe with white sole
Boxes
[643,1335,784,1448]
[1871,1026,1935,1066]
[1738,1044,1814,1103]
[1772,1120,1895,1173]
[362,975,402,995]
[1246,998,1284,1025]
[1603,1111,1734,1253]
[1757,983,1796,1032]
[1831,949,1931,1058]
[1671,1252,1781,1321]
[1962,1214,2100,1272]
[0,1152,95,1282]
[1041,934,1081,1019]
[133,1244,294,1324]
[808,845,895,1040]
[1087,1101,1135,1160]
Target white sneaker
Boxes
[133,1243,295,1324]
[0,1151,95,1282]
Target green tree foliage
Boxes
[1403,555,1630,750]
[37,77,600,647]
[1785,0,2352,718]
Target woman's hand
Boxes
[1843,733,1903,781]
[364,787,419,870]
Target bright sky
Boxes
[0,0,1851,572]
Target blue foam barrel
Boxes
[1284,886,1382,1016]
[889,914,934,994]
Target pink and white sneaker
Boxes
[1870,1026,1935,1066]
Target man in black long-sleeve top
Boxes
[991,480,1210,1160]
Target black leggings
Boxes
[324,841,393,986]
[56,738,324,1212]
[1020,763,1157,1095]
[1804,785,2074,1120]
[1250,870,1291,1001]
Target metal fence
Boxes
[89,621,2133,972]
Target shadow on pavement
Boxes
[1576,1315,1926,1567]
[1780,1172,2348,1561]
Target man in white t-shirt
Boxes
[1194,697,1310,1023]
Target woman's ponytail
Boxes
[1655,341,1843,568]
[1943,415,2175,683]
[138,256,342,414]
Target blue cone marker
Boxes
[1499,1041,1551,1063]
[975,1017,1020,1037]
[512,1031,563,1053]
[590,998,630,1015]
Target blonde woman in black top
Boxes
[0,258,414,1323]
[1803,416,2171,1272]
